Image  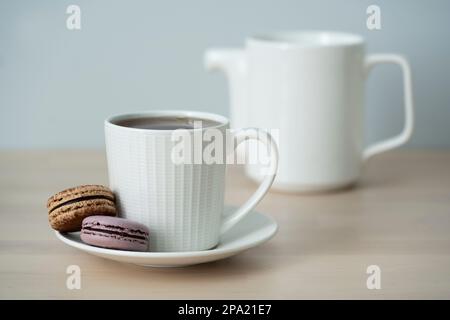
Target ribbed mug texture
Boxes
[106,122,226,252]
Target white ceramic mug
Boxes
[205,31,414,192]
[105,111,278,252]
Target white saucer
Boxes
[55,207,278,267]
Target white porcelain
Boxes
[205,31,414,192]
[105,110,278,252]
[55,208,278,267]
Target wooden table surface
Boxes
[1,150,450,299]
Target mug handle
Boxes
[363,54,414,160]
[220,128,279,235]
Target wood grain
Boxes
[1,150,450,299]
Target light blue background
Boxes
[1,0,449,148]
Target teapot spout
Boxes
[204,48,248,129]
[205,49,246,74]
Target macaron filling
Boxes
[49,195,114,213]
[82,226,148,241]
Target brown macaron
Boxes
[47,185,117,232]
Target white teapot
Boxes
[205,31,413,192]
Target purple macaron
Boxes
[81,216,149,252]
